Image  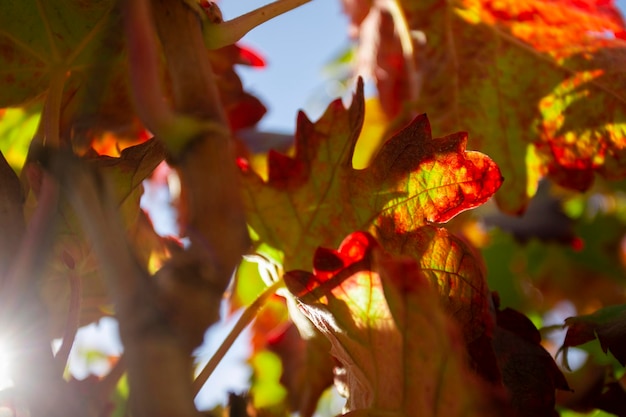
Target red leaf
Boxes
[242,79,502,270]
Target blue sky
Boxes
[219,0,350,132]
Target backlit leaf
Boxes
[40,139,167,334]
[376,221,493,343]
[0,0,265,150]
[241,79,502,270]
[345,0,626,212]
[284,232,505,416]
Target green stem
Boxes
[192,279,284,397]
[204,0,312,49]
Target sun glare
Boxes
[0,339,14,391]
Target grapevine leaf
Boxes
[376,221,493,344]
[0,0,265,149]
[0,150,25,276]
[208,45,267,131]
[40,139,167,334]
[562,304,626,366]
[284,232,506,416]
[345,0,626,212]
[241,79,502,269]
[267,323,334,417]
[0,0,119,106]
[494,306,570,417]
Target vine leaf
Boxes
[376,222,493,345]
[0,1,265,146]
[284,232,506,416]
[494,306,570,417]
[265,323,334,417]
[562,304,626,366]
[240,79,503,270]
[0,0,118,106]
[39,139,167,335]
[345,0,626,212]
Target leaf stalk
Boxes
[192,279,284,396]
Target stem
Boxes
[123,0,219,156]
[122,0,176,135]
[205,0,312,49]
[41,150,201,417]
[192,280,283,396]
[98,355,126,401]
[54,271,82,374]
[2,173,59,315]
[43,69,67,147]
[386,0,421,104]
[153,0,250,286]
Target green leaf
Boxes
[0,106,41,171]
[0,0,119,106]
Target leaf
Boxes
[345,0,626,212]
[493,306,570,417]
[0,149,25,276]
[0,0,119,106]
[208,45,267,131]
[241,79,503,270]
[376,221,494,344]
[283,232,506,416]
[249,350,288,412]
[0,105,41,171]
[562,303,626,366]
[39,139,167,334]
[266,323,334,417]
[0,0,265,150]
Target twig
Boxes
[43,70,67,147]
[192,280,284,396]
[54,271,82,374]
[204,0,312,49]
[386,0,421,104]
[152,0,250,288]
[98,355,126,402]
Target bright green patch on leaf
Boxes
[0,106,41,171]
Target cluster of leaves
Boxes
[0,0,626,417]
